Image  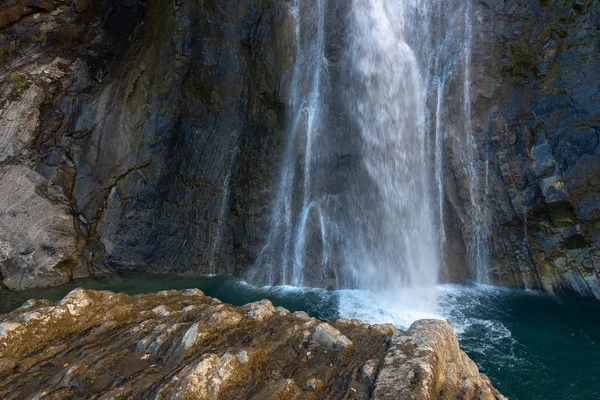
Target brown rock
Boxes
[373,319,507,400]
[0,290,505,399]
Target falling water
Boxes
[434,76,446,252]
[208,144,239,274]
[251,0,451,313]
[290,0,326,287]
[250,0,328,287]
[345,0,439,296]
[463,1,490,284]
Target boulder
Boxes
[373,320,506,400]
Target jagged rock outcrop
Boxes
[0,288,504,399]
[442,0,600,296]
[373,320,505,400]
[0,0,110,288]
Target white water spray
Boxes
[346,0,439,302]
[251,0,458,317]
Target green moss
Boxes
[540,0,551,7]
[540,22,554,41]
[558,14,576,25]
[0,44,16,62]
[7,71,30,99]
[548,201,577,229]
[31,31,47,43]
[506,43,539,82]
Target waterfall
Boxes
[250,0,329,287]
[208,143,239,275]
[461,0,490,284]
[250,0,450,312]
[345,0,439,294]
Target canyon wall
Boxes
[0,0,293,288]
[443,0,600,297]
[1,0,599,297]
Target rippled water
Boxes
[438,284,600,400]
[2,273,599,400]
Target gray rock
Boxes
[442,0,600,297]
[312,322,353,350]
[0,165,77,290]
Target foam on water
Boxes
[338,287,443,329]
[437,283,534,372]
[438,283,516,334]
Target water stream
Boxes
[249,0,444,320]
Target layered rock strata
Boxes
[0,288,505,399]
[443,0,600,296]
[0,0,290,288]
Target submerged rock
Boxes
[0,288,504,399]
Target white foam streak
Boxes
[338,288,443,329]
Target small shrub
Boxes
[31,31,47,43]
[0,44,14,61]
[7,71,30,99]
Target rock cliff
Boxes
[442,0,600,296]
[0,288,505,399]
[0,0,599,297]
[0,0,292,288]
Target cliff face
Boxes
[443,0,600,296]
[0,0,114,289]
[71,0,292,277]
[0,288,505,399]
[0,0,293,288]
[1,0,599,297]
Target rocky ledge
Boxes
[0,288,505,399]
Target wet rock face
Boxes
[0,288,503,399]
[70,0,292,277]
[444,0,600,296]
